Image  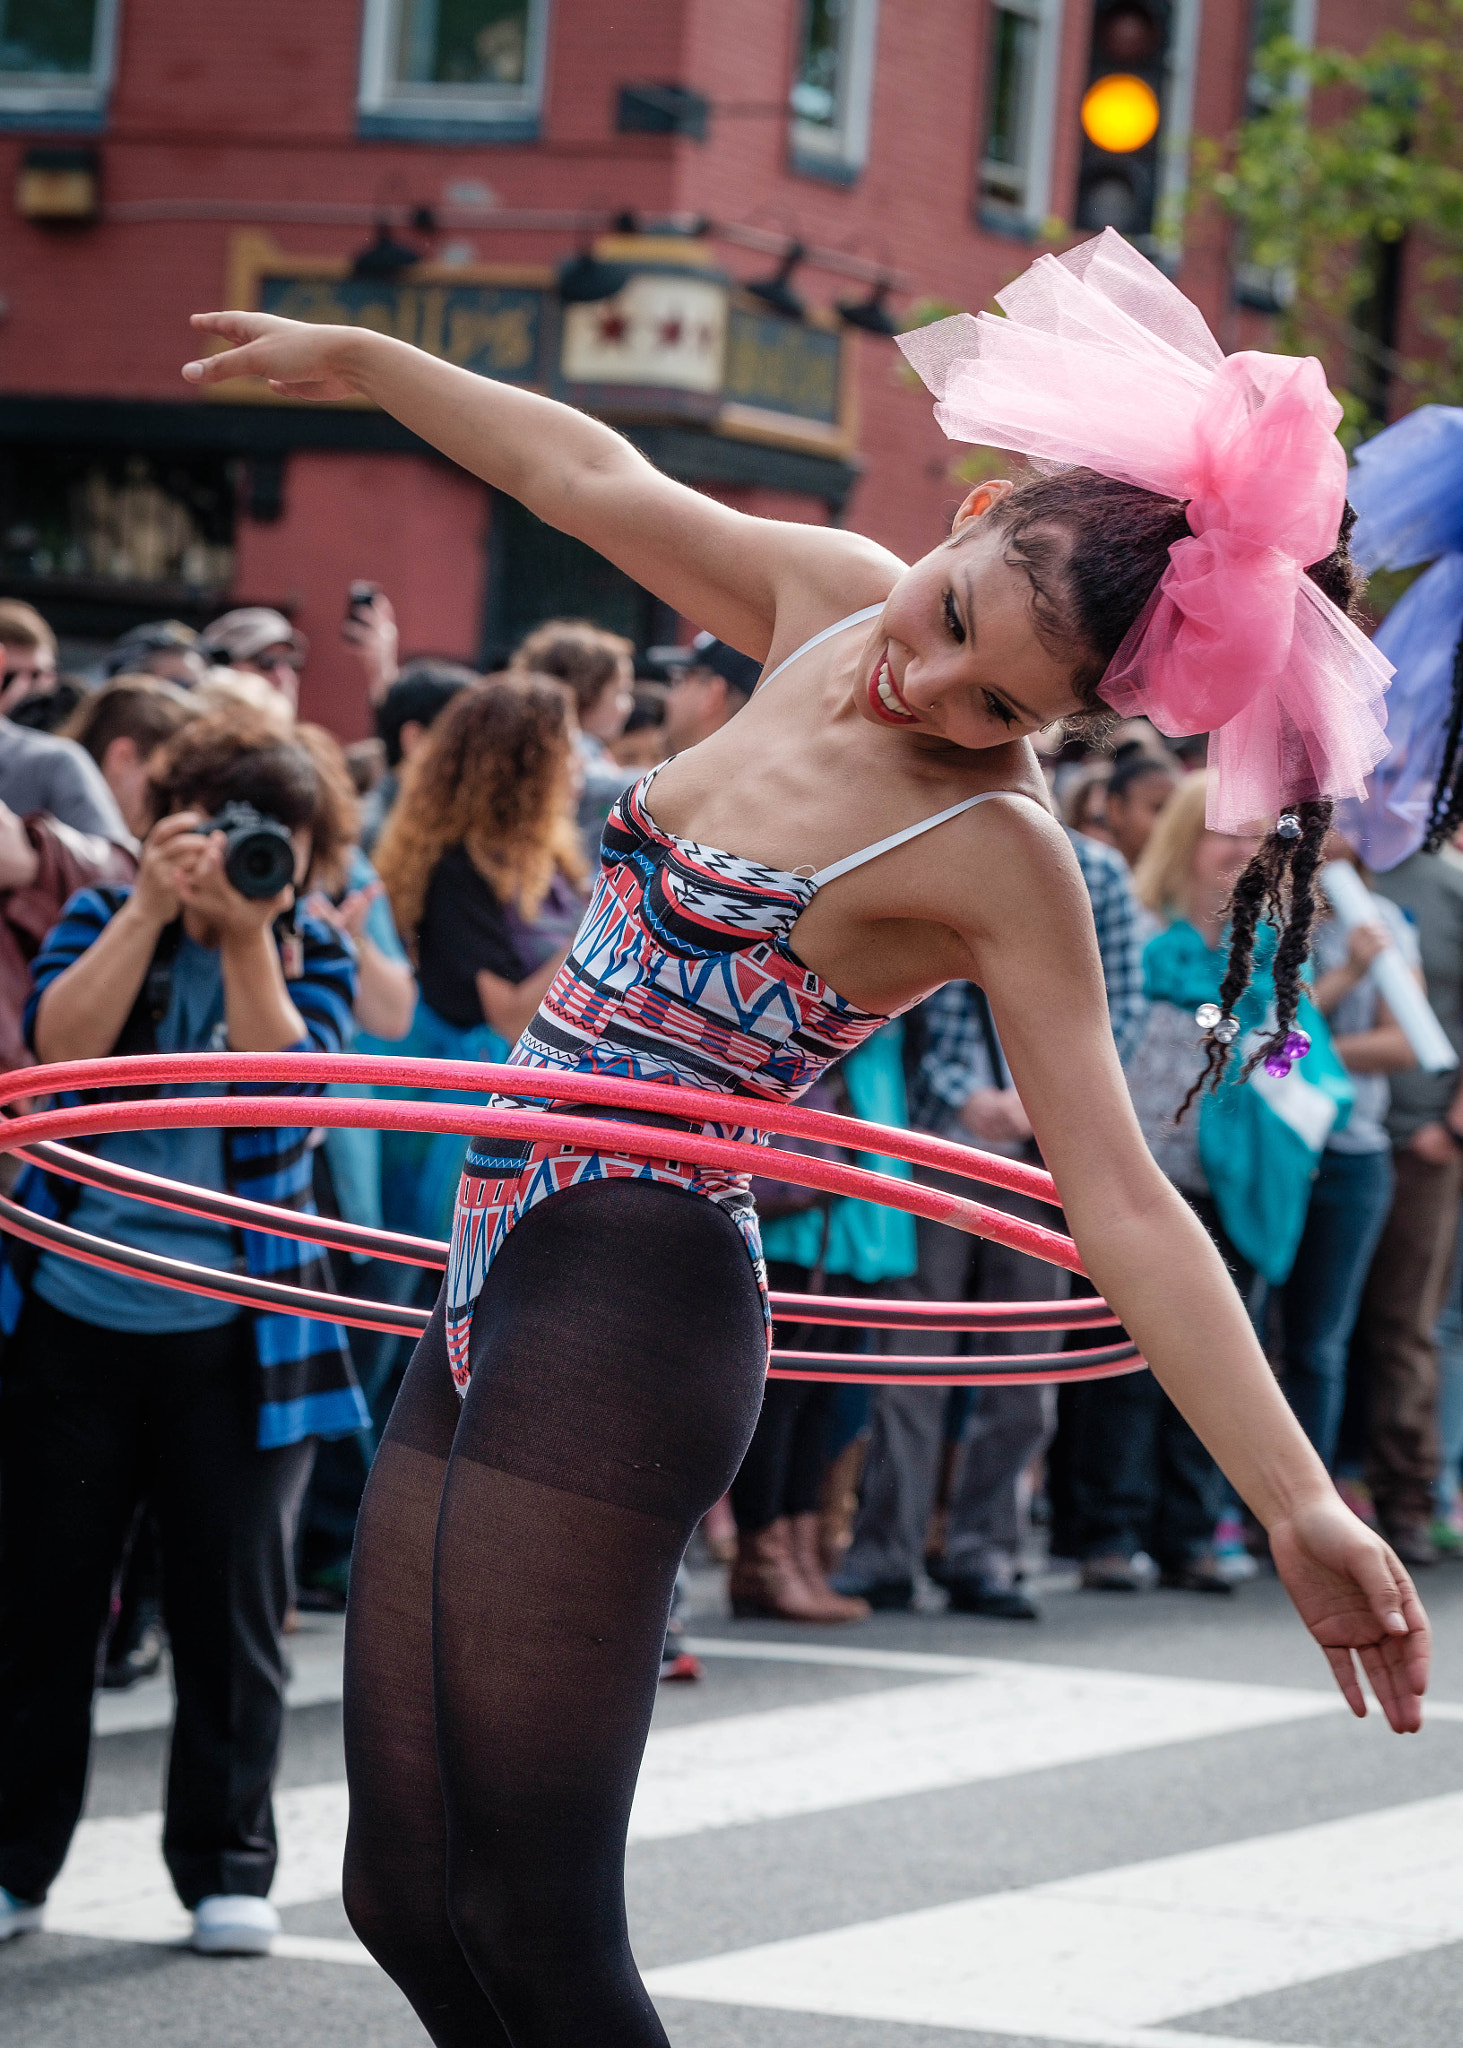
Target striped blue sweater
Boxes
[4,885,369,1448]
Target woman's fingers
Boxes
[182,334,276,387]
[1324,1644,1366,1719]
[189,309,266,340]
[1357,1637,1425,1734]
[1352,1536,1412,1637]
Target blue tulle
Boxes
[1350,405,1463,570]
[1336,407,1463,872]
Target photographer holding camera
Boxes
[0,711,366,1957]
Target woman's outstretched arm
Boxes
[948,802,1430,1732]
[183,313,900,659]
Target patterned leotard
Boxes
[442,608,1022,1391]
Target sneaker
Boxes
[829,1571,914,1611]
[0,1887,42,1942]
[1080,1552,1143,1592]
[1212,1515,1260,1584]
[943,1575,1040,1621]
[1159,1554,1236,1595]
[101,1614,165,1691]
[191,1894,279,1956]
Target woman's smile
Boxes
[867,653,917,725]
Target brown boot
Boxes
[728,1519,836,1621]
[787,1513,870,1622]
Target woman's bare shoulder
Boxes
[934,778,1091,934]
[749,530,907,668]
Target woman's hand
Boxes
[183,312,369,401]
[342,589,399,704]
[1408,1119,1459,1166]
[306,881,381,945]
[958,1086,1033,1147]
[306,883,415,1039]
[1268,1497,1430,1731]
[1345,921,1390,975]
[134,811,207,927]
[177,832,293,938]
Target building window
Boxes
[0,449,236,625]
[1232,0,1314,307]
[977,0,1063,234]
[0,0,120,129]
[359,0,550,139]
[789,0,880,182]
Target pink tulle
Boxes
[897,229,1392,834]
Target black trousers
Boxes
[0,1295,314,1907]
[729,1262,869,1533]
[1060,1194,1252,1568]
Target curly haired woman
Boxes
[370,675,587,1241]
[183,230,1429,2047]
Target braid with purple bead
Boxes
[984,476,1363,1106]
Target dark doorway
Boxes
[482,495,678,666]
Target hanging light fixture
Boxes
[837,278,899,337]
[556,245,634,304]
[747,241,806,321]
[349,220,424,280]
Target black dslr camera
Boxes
[198,801,297,900]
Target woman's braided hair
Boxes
[1423,624,1463,852]
[985,473,1366,1096]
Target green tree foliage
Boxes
[1197,0,1463,439]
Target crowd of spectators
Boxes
[0,571,1459,1953]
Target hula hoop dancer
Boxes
[185,230,1430,2046]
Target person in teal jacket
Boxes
[728,1023,917,1622]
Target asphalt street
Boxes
[5,1560,1463,2048]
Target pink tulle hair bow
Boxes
[897,229,1392,835]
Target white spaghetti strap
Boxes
[811,790,1040,888]
[755,604,885,695]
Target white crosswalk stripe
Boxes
[35,1641,1463,2048]
[626,1663,1339,1841]
[45,1654,1340,1946]
[645,1790,1463,2047]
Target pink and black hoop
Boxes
[0,1055,1144,1388]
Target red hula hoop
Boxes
[0,1053,1145,1388]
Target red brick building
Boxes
[0,1,1416,733]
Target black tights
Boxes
[342,1179,767,2046]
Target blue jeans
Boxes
[1278,1146,1395,1469]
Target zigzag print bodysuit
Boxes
[443,606,1021,1391]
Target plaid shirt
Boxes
[4,885,367,1449]
[906,828,1147,1135]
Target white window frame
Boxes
[789,0,881,180]
[976,0,1064,234]
[359,0,551,134]
[0,0,120,125]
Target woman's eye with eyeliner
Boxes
[942,590,965,643]
[984,691,1016,728]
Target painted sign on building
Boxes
[218,232,851,455]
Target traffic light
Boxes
[1075,1,1174,242]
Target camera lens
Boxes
[222,820,296,899]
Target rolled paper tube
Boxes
[1319,861,1459,1073]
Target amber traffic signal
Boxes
[1075,2,1172,241]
